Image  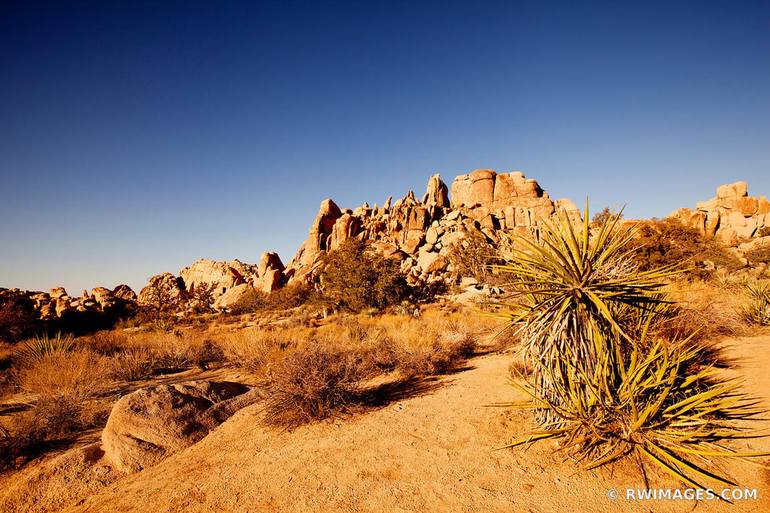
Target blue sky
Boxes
[1,0,769,293]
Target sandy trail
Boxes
[59,336,770,513]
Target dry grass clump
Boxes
[107,346,156,381]
[657,279,747,343]
[2,348,111,469]
[261,343,374,428]
[219,326,313,373]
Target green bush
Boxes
[320,239,410,312]
[633,219,742,275]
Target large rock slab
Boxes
[102,381,251,473]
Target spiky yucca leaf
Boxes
[741,279,770,326]
[13,332,74,368]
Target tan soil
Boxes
[5,336,770,513]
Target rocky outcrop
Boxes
[179,259,258,299]
[212,283,260,312]
[0,285,138,341]
[669,181,770,245]
[101,381,251,473]
[282,170,580,290]
[137,272,188,307]
[253,252,285,293]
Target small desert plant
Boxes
[399,330,477,377]
[261,343,371,428]
[16,349,108,400]
[13,332,75,368]
[633,218,742,276]
[740,280,770,326]
[745,245,770,265]
[108,346,156,381]
[498,206,674,422]
[445,230,505,284]
[590,206,620,228]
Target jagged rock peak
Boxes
[423,174,450,207]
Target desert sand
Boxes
[6,336,758,513]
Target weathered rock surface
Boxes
[212,283,260,312]
[179,259,255,299]
[137,272,188,307]
[101,381,251,473]
[669,181,769,244]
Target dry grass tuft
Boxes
[261,343,372,428]
[2,349,111,469]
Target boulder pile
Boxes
[669,181,770,245]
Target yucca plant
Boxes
[13,332,74,368]
[505,316,767,489]
[498,204,768,488]
[498,204,675,422]
[740,279,770,326]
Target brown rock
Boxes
[101,381,250,473]
[450,169,495,208]
[716,181,748,199]
[422,174,450,208]
[112,284,137,301]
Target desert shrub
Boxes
[633,219,742,275]
[80,330,131,356]
[108,346,156,381]
[1,392,109,470]
[219,328,306,373]
[320,239,410,312]
[189,282,216,313]
[261,343,372,428]
[655,279,747,343]
[2,348,111,469]
[590,206,620,228]
[445,231,505,284]
[16,349,108,399]
[399,330,476,376]
[0,290,40,342]
[499,207,766,487]
[745,245,770,265]
[13,332,74,368]
[264,283,317,310]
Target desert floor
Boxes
[3,334,764,513]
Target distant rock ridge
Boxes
[4,171,768,329]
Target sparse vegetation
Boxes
[445,230,505,284]
[740,279,770,326]
[632,218,742,276]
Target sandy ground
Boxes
[8,335,755,513]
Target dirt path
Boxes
[60,337,770,513]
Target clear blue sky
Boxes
[2,0,769,294]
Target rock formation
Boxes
[281,170,580,289]
[669,181,770,245]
